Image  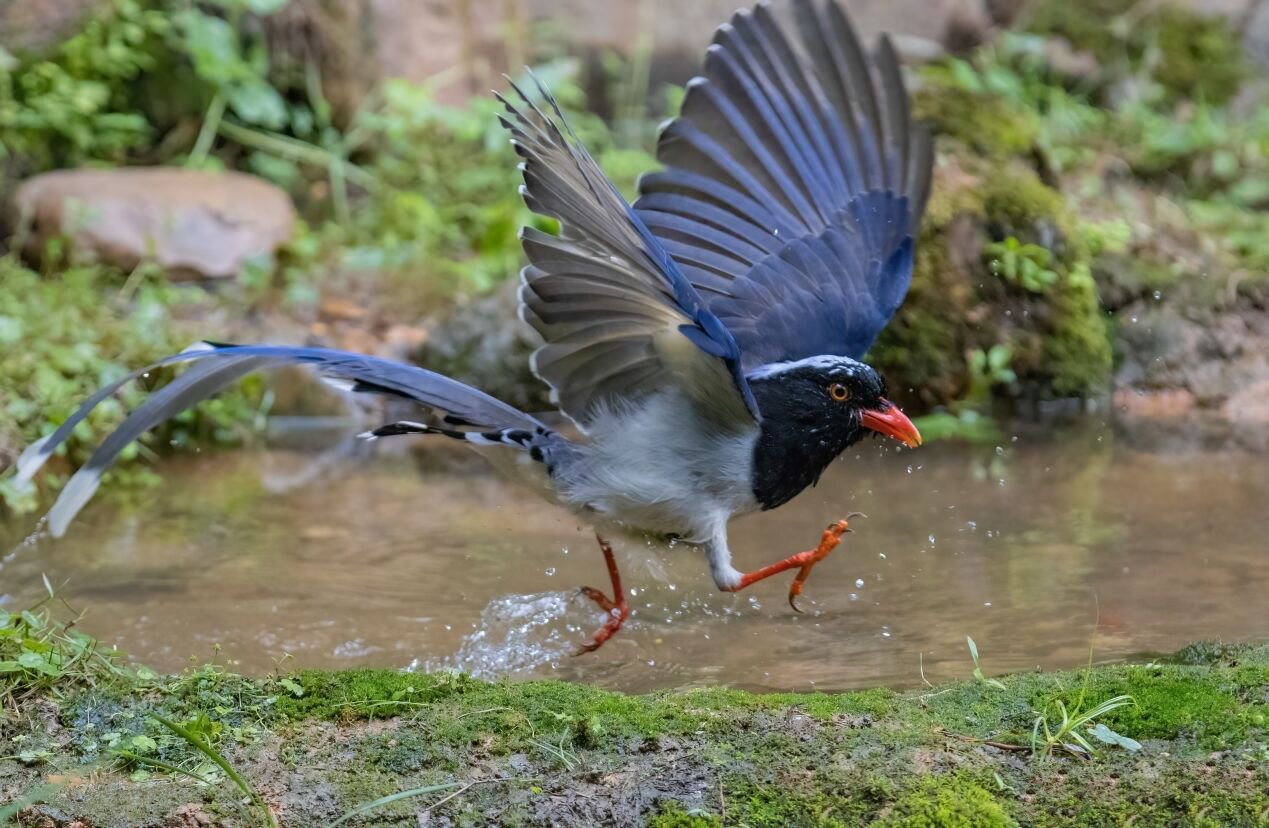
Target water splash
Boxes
[425,591,588,679]
[0,516,48,575]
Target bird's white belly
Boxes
[554,389,760,540]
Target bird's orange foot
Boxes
[575,535,630,654]
[576,589,630,654]
[724,513,863,612]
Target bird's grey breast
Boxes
[552,388,760,540]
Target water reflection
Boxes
[2,423,1266,692]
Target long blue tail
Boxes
[14,342,546,537]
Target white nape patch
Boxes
[745,354,867,381]
[320,376,357,393]
[356,430,379,441]
[180,340,217,354]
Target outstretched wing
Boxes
[634,0,932,371]
[499,78,757,431]
[13,343,545,537]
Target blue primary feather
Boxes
[634,0,933,370]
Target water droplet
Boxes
[878,552,887,560]
[1130,315,1139,323]
[966,520,977,530]
[855,578,865,588]
[928,534,936,545]
[849,593,859,601]
[880,626,892,638]
[1153,290,1162,300]
[984,602,993,607]
[544,568,556,576]
[995,446,1004,456]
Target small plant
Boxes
[0,575,142,705]
[967,637,1007,690]
[1030,646,1141,759]
[151,713,277,828]
[985,236,1060,293]
[1031,693,1140,759]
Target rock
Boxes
[13,168,296,279]
[0,0,101,57]
[417,280,549,415]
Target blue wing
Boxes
[499,77,758,428]
[634,0,932,371]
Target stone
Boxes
[417,279,549,414]
[13,168,296,279]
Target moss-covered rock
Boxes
[1024,0,1248,104]
[4,644,1267,827]
[873,778,1017,828]
[869,151,1113,411]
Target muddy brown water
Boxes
[3,422,1267,693]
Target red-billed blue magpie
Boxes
[15,0,931,652]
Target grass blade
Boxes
[329,783,464,827]
[152,715,276,828]
[112,750,215,786]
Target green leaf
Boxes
[244,0,289,13]
[278,678,304,697]
[1086,723,1142,752]
[227,80,288,130]
[17,651,58,676]
[129,734,158,753]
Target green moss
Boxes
[913,84,1039,159]
[1023,0,1138,68]
[1152,8,1247,104]
[648,802,724,828]
[1042,265,1113,397]
[979,173,1069,238]
[10,642,1269,827]
[1096,669,1254,746]
[872,154,1112,409]
[874,779,1016,828]
[720,780,851,828]
[1025,0,1246,104]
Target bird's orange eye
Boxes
[829,383,850,402]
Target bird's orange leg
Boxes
[576,534,630,653]
[723,514,862,612]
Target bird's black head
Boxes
[747,356,921,510]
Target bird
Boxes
[13,0,931,653]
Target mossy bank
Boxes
[3,643,1266,827]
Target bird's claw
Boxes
[575,584,629,654]
[578,585,616,613]
[787,514,859,612]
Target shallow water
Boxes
[3,422,1267,692]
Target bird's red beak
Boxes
[861,401,922,448]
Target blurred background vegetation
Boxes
[1,0,1267,512]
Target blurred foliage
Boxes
[0,0,663,512]
[0,0,1264,469]
[0,0,169,168]
[0,256,265,513]
[891,0,1267,433]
